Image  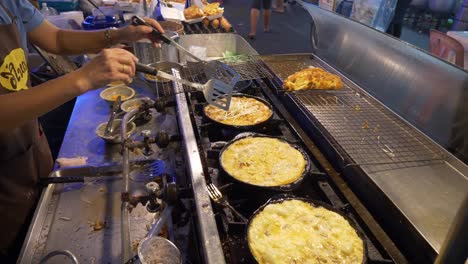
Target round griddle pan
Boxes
[219,133,312,192]
[246,194,368,264]
[203,94,274,130]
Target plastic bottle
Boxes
[40,3,58,16]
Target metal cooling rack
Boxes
[181,55,273,83]
[262,55,446,170]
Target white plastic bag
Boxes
[350,0,397,31]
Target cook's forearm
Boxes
[56,28,121,55]
[0,71,88,133]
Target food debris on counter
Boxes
[56,156,88,168]
[362,120,369,129]
[88,220,107,231]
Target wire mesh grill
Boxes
[180,55,273,83]
[262,55,446,170]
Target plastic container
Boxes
[38,0,80,12]
[82,15,122,30]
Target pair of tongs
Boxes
[131,16,240,110]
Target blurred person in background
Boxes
[249,0,272,39]
[0,0,162,261]
[386,0,411,37]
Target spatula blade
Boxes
[204,79,234,111]
[204,61,240,86]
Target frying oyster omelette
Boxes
[204,96,272,126]
[220,137,306,186]
[248,199,365,264]
[284,67,343,91]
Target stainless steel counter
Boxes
[18,80,185,263]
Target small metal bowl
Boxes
[138,236,181,264]
[121,97,155,113]
[96,119,136,144]
[159,20,184,35]
[99,86,135,104]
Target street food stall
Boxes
[18,1,468,264]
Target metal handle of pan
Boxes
[40,176,85,185]
[136,62,158,75]
[135,63,204,91]
[224,203,248,223]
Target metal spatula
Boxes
[136,63,233,110]
[131,16,240,100]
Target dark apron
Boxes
[0,1,53,258]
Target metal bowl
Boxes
[159,21,184,35]
[121,97,155,113]
[99,86,135,104]
[96,119,136,144]
[138,236,182,264]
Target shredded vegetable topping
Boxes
[204,96,272,126]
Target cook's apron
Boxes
[0,1,53,257]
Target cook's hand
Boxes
[116,18,164,47]
[75,48,138,93]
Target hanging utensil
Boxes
[136,63,234,110]
[40,160,165,185]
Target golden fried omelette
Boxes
[184,5,204,20]
[283,68,343,91]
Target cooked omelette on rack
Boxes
[283,67,343,91]
[248,199,365,264]
[220,137,306,186]
[204,96,272,126]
